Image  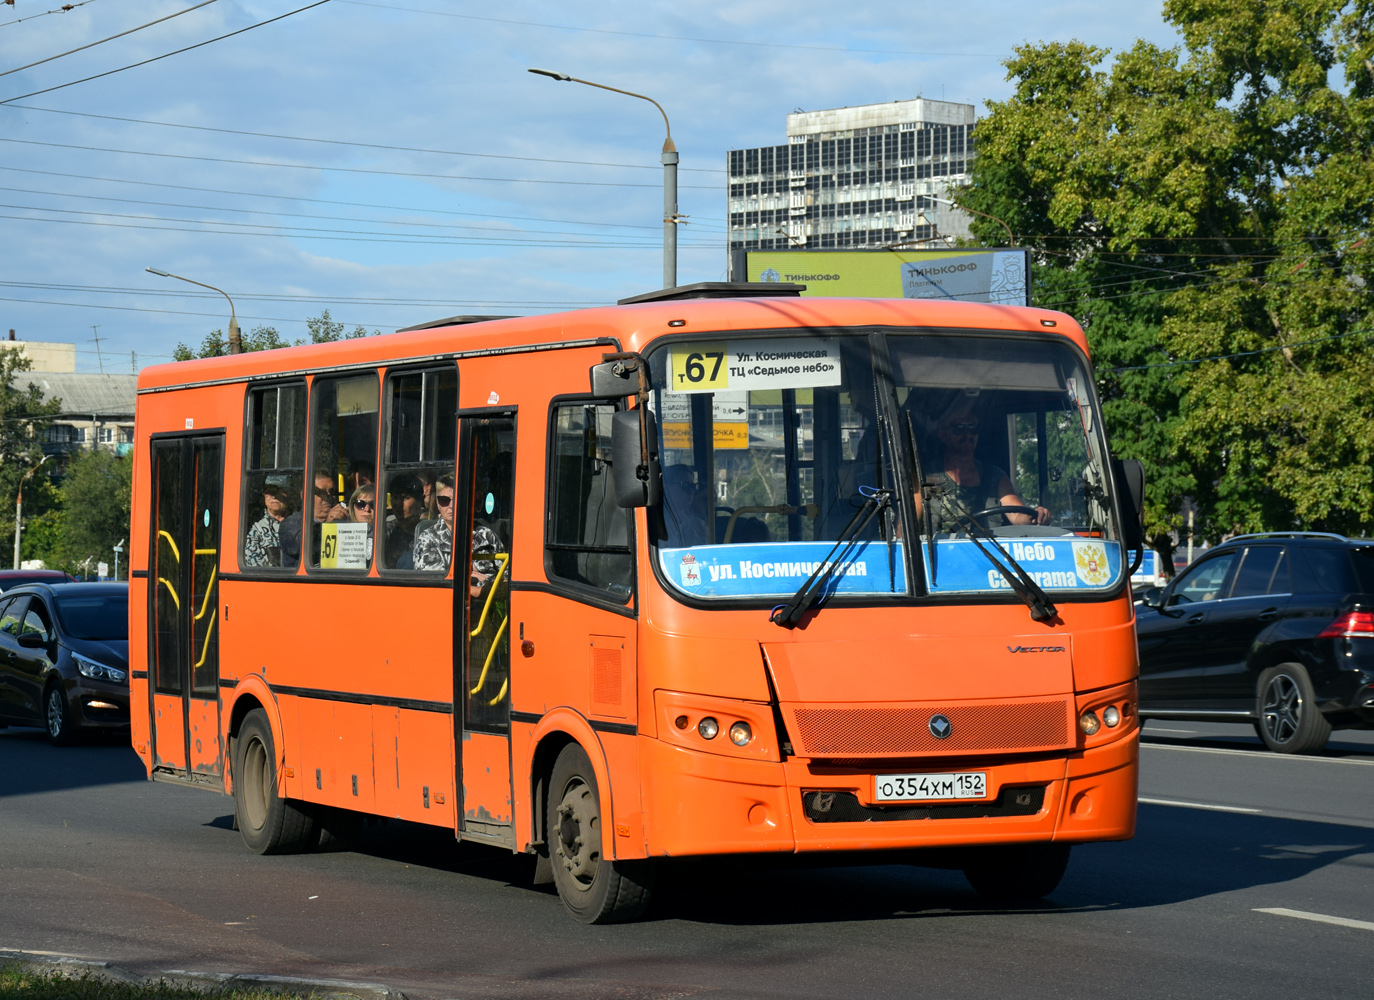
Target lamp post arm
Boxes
[564,76,674,150]
[931,197,1014,245]
[145,268,242,353]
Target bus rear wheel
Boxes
[547,743,654,923]
[233,708,315,855]
[961,843,1071,903]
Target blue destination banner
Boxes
[660,541,907,599]
[925,537,1123,593]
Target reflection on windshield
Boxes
[54,594,128,641]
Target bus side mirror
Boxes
[611,409,660,508]
[1112,457,1145,550]
[590,360,637,399]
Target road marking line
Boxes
[1143,743,1374,765]
[1139,797,1261,814]
[1254,908,1374,932]
[1144,727,1197,734]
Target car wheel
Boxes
[45,683,78,746]
[962,843,1072,903]
[547,743,654,923]
[1257,663,1331,754]
[232,708,316,854]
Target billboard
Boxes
[736,247,1030,305]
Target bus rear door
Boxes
[147,433,225,781]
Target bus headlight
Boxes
[729,721,753,746]
[1079,710,1101,735]
[698,717,719,740]
[1103,706,1121,728]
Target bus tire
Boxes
[233,708,315,855]
[547,743,654,923]
[961,843,1071,903]
[313,806,364,852]
[1257,663,1331,754]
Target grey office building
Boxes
[726,98,977,254]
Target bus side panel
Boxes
[1070,619,1139,693]
[399,707,454,825]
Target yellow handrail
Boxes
[157,577,180,610]
[469,552,509,637]
[193,564,217,622]
[158,530,181,563]
[468,615,509,697]
[488,676,508,707]
[194,547,217,556]
[193,605,217,670]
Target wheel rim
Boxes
[46,689,63,738]
[553,776,600,891]
[1262,674,1301,744]
[241,736,271,831]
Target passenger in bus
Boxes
[347,484,377,562]
[279,470,349,565]
[242,476,294,567]
[918,403,1050,531]
[412,474,455,573]
[662,464,710,547]
[385,473,425,569]
[416,469,439,520]
[345,460,375,498]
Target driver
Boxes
[918,403,1050,530]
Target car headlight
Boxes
[74,653,126,684]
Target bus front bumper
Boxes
[638,732,1137,859]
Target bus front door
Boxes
[148,434,225,782]
[457,413,516,847]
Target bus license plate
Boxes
[874,771,986,802]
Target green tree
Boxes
[173,311,378,360]
[55,448,133,575]
[305,308,376,344]
[0,347,61,564]
[959,0,1374,560]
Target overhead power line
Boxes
[0,164,729,229]
[0,136,723,189]
[1101,327,1374,374]
[4,103,727,175]
[0,1,217,78]
[0,0,332,105]
[337,0,1002,59]
[0,0,102,29]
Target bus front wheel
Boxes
[961,843,1071,903]
[547,743,654,923]
[232,708,316,855]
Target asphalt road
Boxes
[2,721,1371,1000]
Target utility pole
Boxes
[13,456,49,570]
[90,324,105,373]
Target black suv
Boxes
[1136,533,1374,753]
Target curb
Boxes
[0,951,406,1000]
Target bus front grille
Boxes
[789,699,1071,757]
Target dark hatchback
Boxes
[0,582,129,744]
[1137,533,1374,753]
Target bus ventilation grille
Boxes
[802,786,1046,824]
[790,701,1069,756]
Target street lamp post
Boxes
[13,455,49,570]
[146,267,243,354]
[928,196,1015,245]
[528,68,680,289]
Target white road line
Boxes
[1143,743,1374,765]
[1139,797,1261,814]
[1144,727,1197,734]
[1254,908,1374,933]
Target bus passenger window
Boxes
[547,402,633,599]
[306,374,378,571]
[381,366,457,574]
[242,383,306,570]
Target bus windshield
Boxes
[647,330,1123,603]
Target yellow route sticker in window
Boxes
[670,343,729,392]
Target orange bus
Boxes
[129,285,1144,923]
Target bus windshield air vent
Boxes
[617,282,806,305]
[395,315,516,332]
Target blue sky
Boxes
[0,1,1182,372]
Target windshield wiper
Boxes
[926,486,1059,624]
[770,486,891,630]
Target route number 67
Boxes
[671,344,728,390]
